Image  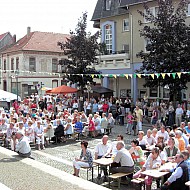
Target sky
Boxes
[0,0,98,40]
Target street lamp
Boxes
[15,70,19,102]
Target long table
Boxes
[93,158,113,180]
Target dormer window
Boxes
[105,0,111,10]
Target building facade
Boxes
[0,27,69,98]
[92,0,190,102]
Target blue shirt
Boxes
[75,121,83,133]
[185,126,190,134]
[92,103,98,113]
[185,158,190,180]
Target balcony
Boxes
[95,50,130,70]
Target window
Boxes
[3,59,6,73]
[29,57,36,72]
[149,87,157,97]
[52,58,58,72]
[144,38,151,52]
[104,24,112,53]
[105,0,111,10]
[123,19,129,31]
[11,58,14,72]
[144,7,159,23]
[16,58,19,70]
[123,44,129,53]
[188,4,190,16]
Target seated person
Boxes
[161,153,189,190]
[52,123,64,143]
[25,120,35,144]
[93,114,101,135]
[15,131,32,158]
[137,131,149,150]
[6,122,17,150]
[64,118,73,136]
[34,120,45,150]
[181,151,190,181]
[129,139,145,167]
[107,134,124,156]
[73,141,93,177]
[133,147,161,190]
[163,137,180,161]
[74,116,83,134]
[110,141,134,183]
[145,129,156,146]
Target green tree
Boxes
[58,12,101,93]
[137,0,190,102]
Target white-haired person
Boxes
[15,130,32,158]
[34,120,45,150]
[73,140,93,177]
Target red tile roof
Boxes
[2,32,70,53]
[0,32,8,41]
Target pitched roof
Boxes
[91,0,128,21]
[0,32,8,41]
[2,32,70,54]
[120,0,152,7]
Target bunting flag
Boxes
[177,72,181,78]
[172,73,176,79]
[125,74,129,79]
[150,74,155,79]
[129,74,133,78]
[0,69,190,80]
[161,73,166,79]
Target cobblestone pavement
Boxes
[29,123,158,190]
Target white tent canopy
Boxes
[0,89,21,102]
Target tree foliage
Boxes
[137,0,190,101]
[58,12,101,92]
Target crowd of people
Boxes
[0,93,190,190]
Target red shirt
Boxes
[102,104,109,113]
[89,120,95,131]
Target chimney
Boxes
[13,34,16,43]
[27,27,31,37]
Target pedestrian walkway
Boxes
[0,147,108,190]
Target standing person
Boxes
[161,153,189,190]
[126,111,134,135]
[168,102,175,126]
[92,100,98,115]
[151,106,158,125]
[73,141,93,177]
[134,106,143,131]
[175,104,184,127]
[132,112,138,136]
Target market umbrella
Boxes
[47,85,78,94]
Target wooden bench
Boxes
[81,164,97,182]
[108,172,133,188]
[131,178,145,190]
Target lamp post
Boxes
[15,70,19,102]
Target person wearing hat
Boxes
[15,131,32,158]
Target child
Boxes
[132,112,138,136]
[126,111,134,135]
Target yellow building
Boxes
[92,0,190,101]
